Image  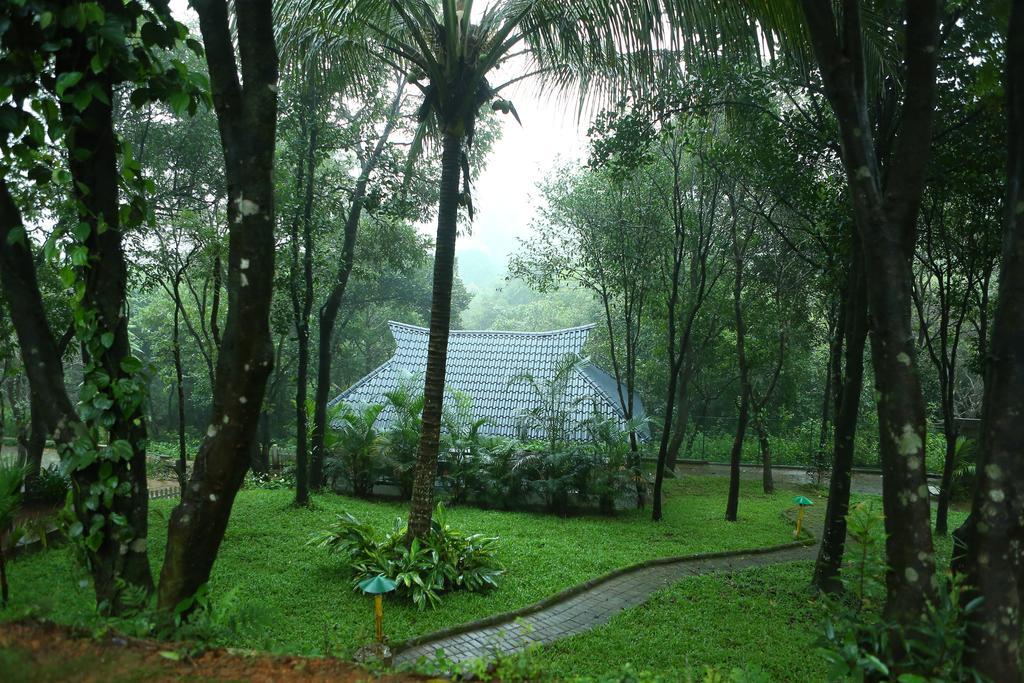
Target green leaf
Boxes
[159,651,182,662]
[70,245,89,266]
[110,440,133,462]
[71,89,93,112]
[5,227,26,247]
[167,90,189,116]
[59,266,76,288]
[100,332,114,348]
[55,72,83,98]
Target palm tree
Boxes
[509,353,589,455]
[283,0,672,539]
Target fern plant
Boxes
[309,503,502,610]
[326,403,385,497]
[381,377,426,499]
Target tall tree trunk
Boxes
[801,0,940,621]
[725,221,750,522]
[813,242,868,593]
[665,359,695,470]
[57,41,153,609]
[755,416,773,494]
[157,0,278,611]
[816,299,843,481]
[254,411,271,474]
[210,244,222,349]
[961,3,1024,677]
[311,82,403,490]
[290,96,317,505]
[172,282,188,493]
[407,131,463,540]
[23,394,45,484]
[933,417,958,536]
[0,65,153,612]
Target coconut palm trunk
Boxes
[407,131,464,540]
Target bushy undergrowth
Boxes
[691,425,950,473]
[817,502,984,682]
[325,387,641,515]
[309,503,503,609]
[243,468,296,490]
[22,464,69,506]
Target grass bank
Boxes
[6,475,797,658]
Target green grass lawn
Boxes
[535,561,826,681]
[533,504,971,682]
[6,475,799,658]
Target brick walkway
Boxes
[393,542,816,667]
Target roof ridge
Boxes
[387,320,597,337]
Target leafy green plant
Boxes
[583,407,640,514]
[309,503,503,609]
[325,403,385,497]
[22,464,70,506]
[0,462,25,607]
[949,436,978,502]
[440,389,489,504]
[475,437,533,510]
[509,353,590,453]
[817,502,985,682]
[381,377,426,499]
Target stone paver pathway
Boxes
[393,542,816,667]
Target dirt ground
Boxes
[0,620,432,683]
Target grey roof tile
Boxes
[328,322,648,441]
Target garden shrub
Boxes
[817,502,984,682]
[244,467,295,490]
[380,379,425,499]
[309,503,503,609]
[330,389,644,515]
[23,464,69,506]
[325,403,384,497]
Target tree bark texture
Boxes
[801,0,940,620]
[52,30,155,609]
[813,240,868,593]
[725,210,751,523]
[407,131,463,540]
[961,2,1024,677]
[311,82,404,490]
[157,0,278,611]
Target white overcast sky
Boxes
[167,1,589,272]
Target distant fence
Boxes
[149,486,180,500]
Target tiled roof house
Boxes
[329,322,648,441]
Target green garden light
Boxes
[358,575,397,643]
[793,496,813,538]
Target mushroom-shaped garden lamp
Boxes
[793,496,813,538]
[358,574,397,643]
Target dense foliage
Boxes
[310,503,503,609]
